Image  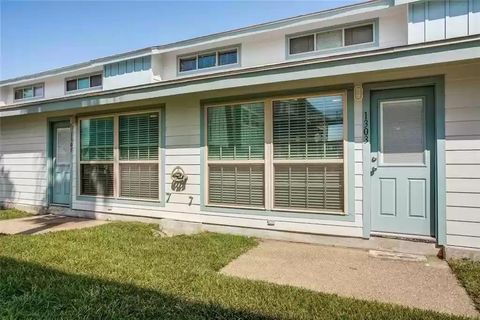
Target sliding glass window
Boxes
[205,93,346,214]
[79,111,160,200]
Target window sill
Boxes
[204,204,352,222]
[76,195,163,207]
[13,96,44,104]
[66,86,102,95]
[177,63,240,77]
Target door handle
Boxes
[372,156,377,162]
[370,167,377,176]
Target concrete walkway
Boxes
[0,215,108,235]
[221,240,478,317]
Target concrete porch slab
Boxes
[221,240,478,317]
[0,215,108,235]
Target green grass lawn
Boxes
[450,259,480,312]
[0,222,473,320]
[0,209,32,220]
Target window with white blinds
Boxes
[205,93,346,214]
[207,102,265,207]
[79,111,161,200]
[273,95,344,212]
[80,117,114,197]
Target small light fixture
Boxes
[354,85,363,101]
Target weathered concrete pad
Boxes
[0,215,108,235]
[221,240,478,317]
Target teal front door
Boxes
[370,87,435,236]
[52,121,72,206]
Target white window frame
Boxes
[287,21,376,57]
[77,109,162,201]
[177,45,240,75]
[204,91,348,215]
[66,72,103,94]
[13,83,44,102]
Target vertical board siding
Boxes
[0,114,48,207]
[408,0,480,44]
[445,63,480,249]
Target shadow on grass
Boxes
[0,257,277,320]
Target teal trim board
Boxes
[362,76,446,245]
[200,87,356,222]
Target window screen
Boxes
[317,30,343,50]
[180,57,197,72]
[289,34,315,54]
[380,99,425,164]
[344,24,374,46]
[198,53,216,69]
[218,50,238,66]
[80,164,114,196]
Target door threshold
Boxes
[371,232,436,244]
[49,204,70,208]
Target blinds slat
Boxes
[119,113,159,161]
[120,163,159,199]
[274,164,343,212]
[80,117,114,161]
[273,96,344,160]
[209,164,264,207]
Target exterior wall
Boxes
[0,60,479,252]
[0,114,48,208]
[102,69,153,91]
[159,5,407,80]
[1,67,103,106]
[408,0,480,44]
[445,63,480,251]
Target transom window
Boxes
[79,111,160,200]
[206,93,346,214]
[14,84,44,101]
[179,47,239,73]
[66,74,102,92]
[288,22,375,55]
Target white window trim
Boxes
[287,20,377,57]
[204,91,348,215]
[65,72,103,94]
[177,45,241,75]
[13,83,44,102]
[77,109,162,201]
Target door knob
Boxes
[372,156,377,162]
[370,167,377,176]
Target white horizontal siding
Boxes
[445,64,480,250]
[0,114,48,207]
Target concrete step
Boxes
[368,250,427,262]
